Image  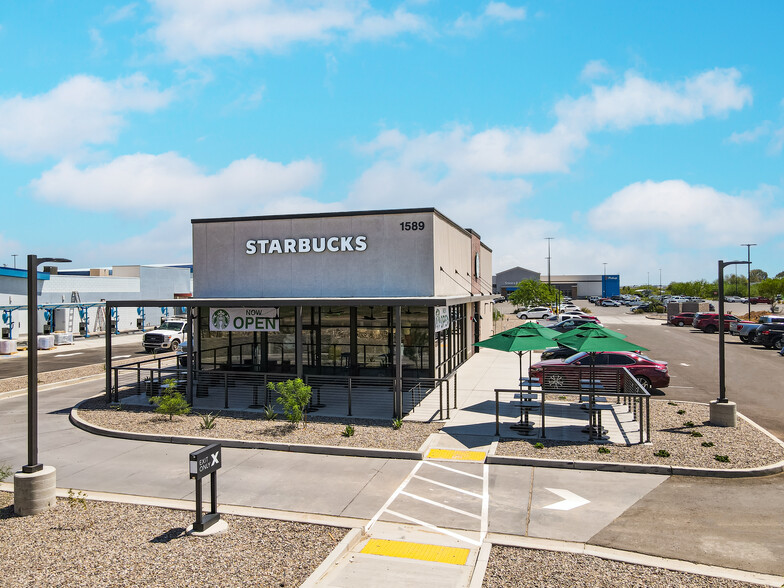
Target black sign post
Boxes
[189,443,222,532]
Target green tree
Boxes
[268,378,312,428]
[776,271,784,279]
[508,280,556,308]
[757,278,784,301]
[150,378,191,421]
[749,269,768,283]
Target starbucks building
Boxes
[106,208,494,418]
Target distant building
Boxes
[493,267,620,298]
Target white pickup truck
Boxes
[142,318,187,353]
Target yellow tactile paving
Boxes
[361,539,470,565]
[426,448,486,462]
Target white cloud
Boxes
[769,127,784,155]
[0,234,23,268]
[454,2,526,32]
[105,3,138,23]
[556,68,752,132]
[726,122,771,144]
[587,180,784,248]
[0,74,173,161]
[29,152,323,215]
[150,0,428,60]
[580,59,611,82]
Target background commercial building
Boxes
[493,266,620,299]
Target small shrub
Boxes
[392,418,403,430]
[63,489,93,528]
[667,401,677,406]
[150,378,190,421]
[263,405,277,420]
[677,409,686,415]
[653,450,671,458]
[0,463,11,482]
[268,379,312,428]
[701,441,715,448]
[714,454,730,463]
[558,395,567,400]
[199,412,218,430]
[683,421,695,428]
[111,403,123,411]
[534,442,544,449]
[690,431,703,438]
[342,424,355,437]
[597,447,610,454]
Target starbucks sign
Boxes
[209,308,280,332]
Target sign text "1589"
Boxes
[400,221,425,231]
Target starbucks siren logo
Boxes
[212,309,230,330]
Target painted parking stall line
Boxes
[54,352,83,358]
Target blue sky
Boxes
[1,1,783,284]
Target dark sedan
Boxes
[550,318,604,333]
[754,324,784,350]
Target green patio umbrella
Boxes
[476,322,559,387]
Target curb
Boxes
[69,402,425,461]
[485,533,784,587]
[300,527,365,587]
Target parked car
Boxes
[749,296,772,305]
[529,351,670,391]
[516,306,554,319]
[693,313,740,334]
[538,314,601,327]
[588,296,599,303]
[599,299,621,307]
[669,312,696,327]
[754,323,784,349]
[550,318,604,332]
[540,345,580,361]
[729,315,784,343]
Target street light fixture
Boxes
[713,259,750,427]
[14,254,70,517]
[602,263,607,298]
[24,255,71,473]
[741,244,756,318]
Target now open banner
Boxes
[209,307,280,332]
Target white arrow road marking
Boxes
[543,488,590,511]
[54,352,83,357]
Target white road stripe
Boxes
[364,461,423,534]
[112,355,131,360]
[480,463,489,543]
[680,363,690,367]
[384,509,482,547]
[54,352,83,357]
[399,491,481,519]
[667,386,695,389]
[423,460,485,480]
[412,475,484,499]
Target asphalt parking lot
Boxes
[587,302,784,441]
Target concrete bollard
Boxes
[13,466,57,516]
[709,400,737,427]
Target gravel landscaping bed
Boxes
[0,365,105,395]
[0,491,346,587]
[495,400,784,469]
[76,396,441,451]
[483,545,759,588]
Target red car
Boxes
[669,312,695,327]
[749,297,772,304]
[529,351,670,391]
[693,313,740,333]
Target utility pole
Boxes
[741,244,756,318]
[545,237,554,305]
[602,262,607,298]
[659,268,662,297]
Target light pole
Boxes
[14,254,70,516]
[659,268,662,297]
[545,237,554,307]
[713,259,750,427]
[741,243,756,318]
[602,263,607,298]
[12,254,18,269]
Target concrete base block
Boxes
[13,465,57,516]
[186,519,228,537]
[710,400,737,427]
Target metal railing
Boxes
[496,365,651,444]
[109,360,458,420]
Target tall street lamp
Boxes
[14,254,71,516]
[545,237,554,307]
[712,259,750,428]
[741,243,756,318]
[602,263,607,298]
